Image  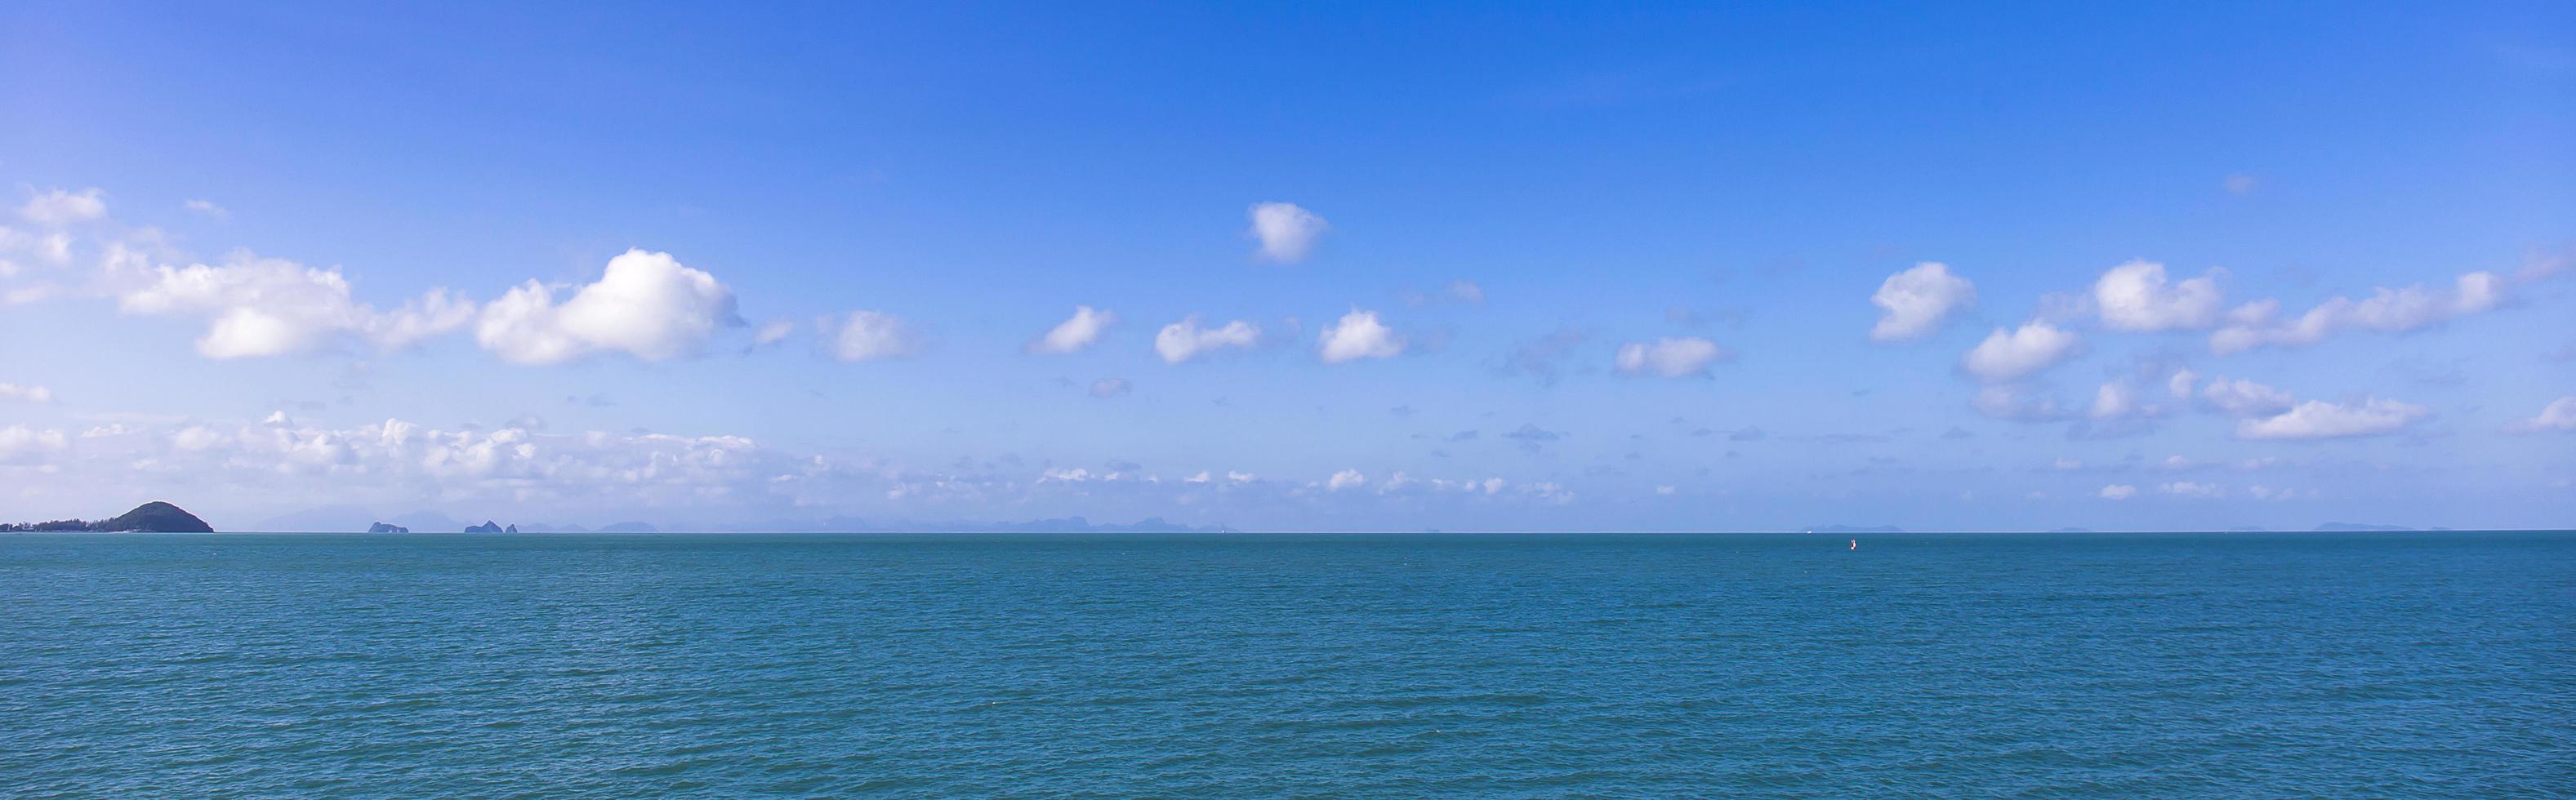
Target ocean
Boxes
[3,531,2570,796]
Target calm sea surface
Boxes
[2,532,2570,796]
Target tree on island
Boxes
[0,501,214,532]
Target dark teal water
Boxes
[3,532,2571,796]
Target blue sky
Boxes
[2,2,2571,531]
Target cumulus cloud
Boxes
[1318,308,1404,363]
[1326,469,1366,491]
[1869,261,1974,341]
[1028,305,1115,354]
[752,319,796,345]
[0,425,69,463]
[2211,271,2507,353]
[0,382,53,403]
[2159,481,2224,499]
[2094,260,2224,331]
[183,199,229,220]
[1154,316,1260,364]
[2198,376,2295,417]
[1614,336,1729,378]
[2509,396,2576,433]
[2099,484,2137,500]
[475,249,741,365]
[2235,398,2430,440]
[826,310,918,362]
[2167,369,2198,398]
[1247,202,1328,263]
[1089,377,1131,398]
[1961,321,2080,382]
[18,189,107,227]
[119,251,475,358]
[2089,381,2142,419]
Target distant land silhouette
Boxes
[1,501,213,532]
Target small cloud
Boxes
[1089,378,1131,398]
[2507,396,2576,433]
[1154,316,1260,364]
[1028,305,1115,354]
[1962,321,2081,382]
[1614,336,1730,378]
[2158,481,2225,499]
[1326,469,1366,491]
[1318,308,1404,363]
[2095,260,2225,332]
[824,310,919,362]
[0,382,53,403]
[477,249,741,365]
[2211,270,2506,354]
[1729,427,1766,442]
[18,188,106,227]
[2235,398,2430,440]
[1870,262,1975,341]
[2223,173,2259,195]
[2099,484,2137,500]
[1247,202,1328,263]
[183,198,230,220]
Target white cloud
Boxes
[2510,396,2576,433]
[1869,261,1974,341]
[2159,481,2224,499]
[0,382,52,403]
[825,310,918,362]
[19,189,106,227]
[2223,173,2259,195]
[2094,260,2224,332]
[2054,458,2084,470]
[1247,202,1328,263]
[1614,336,1728,378]
[1154,316,1260,364]
[2167,368,2198,398]
[0,224,73,277]
[752,319,796,345]
[119,251,475,358]
[1326,469,1366,491]
[2235,398,2430,440]
[2198,376,2295,417]
[2211,271,2507,353]
[0,425,69,463]
[2089,382,2139,419]
[1318,308,1404,363]
[475,249,739,365]
[1028,305,1115,354]
[183,199,229,220]
[1089,377,1130,398]
[1961,321,2080,382]
[2099,484,2137,500]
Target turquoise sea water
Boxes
[3,531,2571,796]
